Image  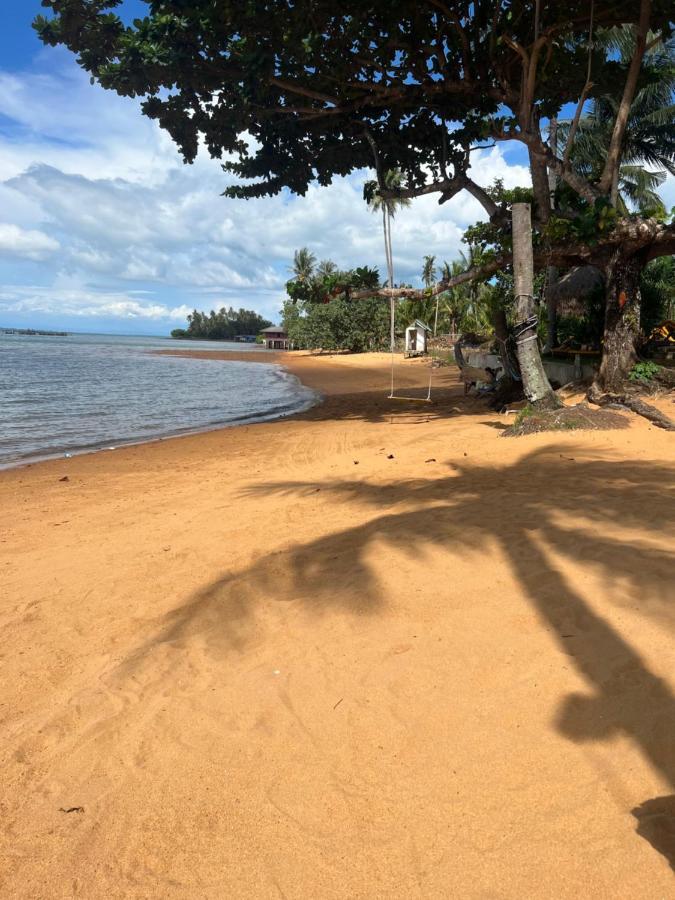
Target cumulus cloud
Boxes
[0,223,59,260]
[0,51,533,330]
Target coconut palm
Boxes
[315,259,338,280]
[546,33,675,349]
[367,169,411,288]
[439,259,470,336]
[421,255,436,289]
[290,247,317,282]
[559,31,675,214]
[422,255,440,334]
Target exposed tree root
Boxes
[588,383,675,431]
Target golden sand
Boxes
[1,351,673,897]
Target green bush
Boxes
[629,360,661,382]
[283,296,389,352]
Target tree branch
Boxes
[426,0,471,77]
[376,170,506,225]
[351,256,509,300]
[461,179,502,220]
[269,77,338,105]
[347,221,674,303]
[526,136,601,204]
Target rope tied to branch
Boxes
[516,333,540,346]
[513,313,539,338]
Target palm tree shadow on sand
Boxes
[149,446,675,868]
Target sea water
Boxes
[0,333,316,468]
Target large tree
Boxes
[35,1,675,413]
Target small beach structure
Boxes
[261,326,289,350]
[404,320,431,357]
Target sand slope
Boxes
[0,352,674,898]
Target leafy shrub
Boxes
[629,360,661,382]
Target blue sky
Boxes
[2,3,668,336]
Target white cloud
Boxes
[0,223,59,260]
[0,283,191,321]
[0,53,534,330]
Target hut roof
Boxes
[547,266,604,317]
[407,319,432,331]
[260,326,287,333]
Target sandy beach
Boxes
[1,350,673,898]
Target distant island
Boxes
[171,306,271,341]
[1,327,69,337]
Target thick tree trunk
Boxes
[590,248,675,430]
[594,250,643,393]
[512,203,560,408]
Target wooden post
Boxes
[512,203,559,407]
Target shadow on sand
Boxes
[142,446,675,868]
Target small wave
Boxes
[0,338,320,470]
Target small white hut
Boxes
[405,320,431,357]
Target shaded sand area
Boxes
[1,351,674,898]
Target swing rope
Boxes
[388,296,433,402]
[363,130,433,403]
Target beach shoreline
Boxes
[1,351,674,896]
[0,348,444,472]
[0,348,322,472]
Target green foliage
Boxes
[364,170,411,219]
[34,3,670,205]
[290,247,317,282]
[629,360,662,382]
[462,180,538,256]
[286,256,380,306]
[421,255,436,289]
[514,404,536,425]
[282,297,389,353]
[174,307,272,340]
[284,254,387,352]
[640,255,675,332]
[557,32,675,217]
[544,198,619,247]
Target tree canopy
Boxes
[34,3,671,206]
[35,1,675,400]
[35,3,675,272]
[172,306,272,340]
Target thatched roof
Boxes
[547,266,604,317]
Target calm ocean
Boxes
[0,332,316,468]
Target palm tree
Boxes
[421,255,440,334]
[547,34,675,351]
[290,247,317,283]
[439,259,469,337]
[315,259,338,280]
[421,255,436,289]
[559,32,675,213]
[367,169,411,288]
